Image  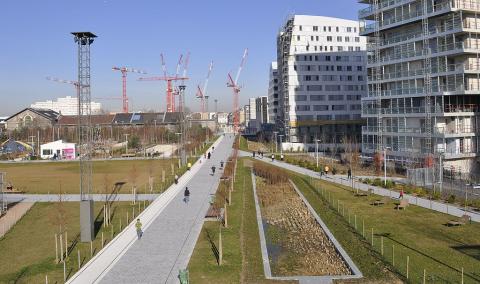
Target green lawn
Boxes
[188,158,295,283]
[0,153,209,195]
[291,175,480,283]
[0,201,148,284]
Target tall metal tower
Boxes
[72,32,96,242]
[178,85,187,166]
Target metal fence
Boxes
[407,167,437,187]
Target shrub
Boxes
[372,178,383,187]
[384,180,395,189]
[332,167,337,175]
[431,191,441,200]
[253,162,288,185]
[447,194,456,204]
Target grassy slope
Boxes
[0,201,148,283]
[291,175,480,283]
[188,159,295,284]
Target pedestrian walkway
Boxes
[240,151,480,222]
[0,202,34,237]
[67,135,234,284]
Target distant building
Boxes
[0,117,7,134]
[276,15,367,144]
[267,62,280,125]
[5,108,59,131]
[40,140,76,160]
[255,96,269,125]
[31,96,102,115]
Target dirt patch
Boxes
[257,177,351,276]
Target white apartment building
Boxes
[268,62,280,124]
[256,96,269,125]
[277,15,367,144]
[31,96,102,115]
[359,0,480,172]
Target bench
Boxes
[447,215,471,227]
[395,199,409,210]
[372,197,389,206]
[355,192,368,197]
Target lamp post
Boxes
[124,134,129,155]
[384,147,391,186]
[315,138,321,169]
[278,134,284,158]
[273,131,278,153]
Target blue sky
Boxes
[0,0,363,116]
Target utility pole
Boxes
[72,31,96,242]
[124,134,130,155]
[178,85,187,166]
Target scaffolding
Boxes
[423,0,434,160]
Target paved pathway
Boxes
[67,135,234,284]
[240,151,480,222]
[4,194,159,203]
[0,202,34,237]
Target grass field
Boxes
[0,153,209,195]
[292,175,480,283]
[188,158,295,283]
[0,200,149,284]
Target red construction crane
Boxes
[139,54,188,113]
[112,67,146,113]
[227,48,248,133]
[175,52,190,112]
[196,60,214,113]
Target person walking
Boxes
[324,165,329,175]
[184,187,190,203]
[271,154,275,162]
[220,160,224,168]
[187,162,192,171]
[211,166,216,175]
[253,151,256,158]
[347,168,352,179]
[280,154,284,161]
[399,189,404,199]
[207,152,211,159]
[174,174,179,184]
[135,219,143,240]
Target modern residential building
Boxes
[255,96,269,125]
[31,96,102,115]
[247,97,258,132]
[359,0,480,172]
[276,15,367,145]
[268,62,280,124]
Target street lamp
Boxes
[315,139,321,169]
[384,146,391,186]
[273,131,278,153]
[278,134,284,158]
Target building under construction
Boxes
[359,0,480,173]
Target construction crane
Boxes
[112,67,147,113]
[196,61,214,113]
[227,48,248,133]
[46,76,81,95]
[174,52,190,112]
[139,54,187,113]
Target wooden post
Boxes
[171,163,174,175]
[143,200,146,209]
[229,189,232,205]
[354,215,357,230]
[90,241,93,257]
[63,261,66,282]
[392,245,395,266]
[45,275,48,284]
[423,269,426,284]
[127,212,129,224]
[138,201,140,212]
[103,205,106,227]
[60,234,64,262]
[132,207,135,219]
[162,170,165,183]
[406,256,409,279]
[111,224,114,239]
[371,228,374,246]
[362,219,365,237]
[342,204,345,216]
[219,226,223,265]
[224,203,228,228]
[55,234,59,264]
[461,267,464,284]
[381,236,384,255]
[65,231,68,259]
[120,219,122,231]
[101,232,104,248]
[77,249,81,269]
[348,212,351,224]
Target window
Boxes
[310,94,325,100]
[355,37,360,42]
[328,95,344,101]
[314,105,329,111]
[358,75,364,81]
[299,25,302,31]
[297,35,301,41]
[316,36,319,41]
[347,27,352,32]
[296,105,310,111]
[350,104,361,110]
[23,115,33,127]
[325,85,341,91]
[42,149,53,155]
[304,75,312,81]
[355,46,361,51]
[311,36,314,41]
[327,36,332,42]
[347,66,352,71]
[307,85,323,91]
[348,46,354,51]
[345,37,350,42]
[323,26,327,32]
[328,26,332,32]
[337,46,343,51]
[332,105,345,110]
[337,66,342,71]
[322,75,337,81]
[335,56,342,61]
[317,115,332,120]
[357,66,363,71]
[354,27,357,32]
[337,36,342,42]
[295,95,308,101]
[336,27,339,32]
[313,26,318,31]
[325,56,331,61]
[330,46,333,51]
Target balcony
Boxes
[359,0,416,19]
[362,125,475,136]
[368,63,480,82]
[367,82,480,98]
[360,1,454,35]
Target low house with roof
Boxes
[5,108,59,131]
